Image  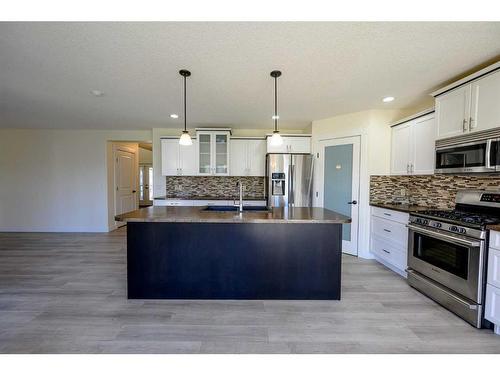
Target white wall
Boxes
[312,109,412,259]
[0,129,151,232]
[139,147,152,164]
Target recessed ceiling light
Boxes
[170,114,179,119]
[382,96,395,103]
[272,115,280,120]
[90,90,104,97]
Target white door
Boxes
[391,122,411,175]
[179,138,197,175]
[436,84,471,139]
[115,149,137,217]
[411,114,436,175]
[470,71,500,133]
[319,136,360,256]
[161,138,179,176]
[247,139,266,176]
[230,139,248,176]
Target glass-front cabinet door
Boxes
[197,131,230,175]
[215,133,229,175]
[198,133,212,175]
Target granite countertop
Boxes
[116,206,351,224]
[154,196,266,201]
[370,202,431,213]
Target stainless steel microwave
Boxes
[435,138,499,174]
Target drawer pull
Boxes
[383,229,391,233]
[382,249,391,254]
[383,213,392,216]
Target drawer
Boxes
[490,231,500,250]
[371,206,409,224]
[485,284,500,326]
[371,216,408,248]
[488,248,500,289]
[371,235,407,271]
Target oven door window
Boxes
[413,232,469,279]
[436,142,487,169]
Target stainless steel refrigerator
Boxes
[266,153,314,208]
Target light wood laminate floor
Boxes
[1,227,499,353]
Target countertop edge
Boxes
[370,202,431,214]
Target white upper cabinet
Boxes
[230,139,266,176]
[411,114,437,175]
[247,139,267,176]
[391,113,436,175]
[391,122,412,175]
[436,85,471,139]
[434,68,500,139]
[266,136,311,153]
[196,130,230,176]
[470,71,500,133]
[161,138,198,176]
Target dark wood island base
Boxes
[116,206,350,300]
[127,221,342,300]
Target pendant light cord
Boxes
[274,75,278,132]
[183,75,187,132]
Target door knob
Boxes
[347,200,357,205]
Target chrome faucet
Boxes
[234,180,244,212]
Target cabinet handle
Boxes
[469,117,475,130]
[382,249,391,254]
[383,229,391,233]
[406,163,409,174]
[463,118,468,132]
[383,213,392,217]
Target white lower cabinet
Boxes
[485,231,500,334]
[370,206,409,276]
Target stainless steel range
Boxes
[407,190,500,328]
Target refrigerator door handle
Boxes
[289,163,294,206]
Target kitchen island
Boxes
[116,206,350,300]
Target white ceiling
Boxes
[1,22,499,130]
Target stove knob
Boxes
[450,226,458,232]
[434,222,442,228]
[423,220,429,225]
[459,228,466,234]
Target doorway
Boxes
[319,136,360,256]
[138,143,153,207]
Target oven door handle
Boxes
[406,224,481,247]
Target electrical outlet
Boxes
[175,184,181,191]
[400,188,406,196]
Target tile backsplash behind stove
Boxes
[370,174,500,209]
[166,176,266,199]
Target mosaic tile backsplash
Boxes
[370,174,500,209]
[166,176,266,199]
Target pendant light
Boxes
[269,70,283,147]
[179,69,193,146]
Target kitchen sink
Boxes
[203,205,269,212]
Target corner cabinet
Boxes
[266,135,311,153]
[435,68,500,140]
[197,130,230,176]
[391,112,436,175]
[230,138,266,176]
[161,138,197,176]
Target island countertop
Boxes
[115,206,351,224]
